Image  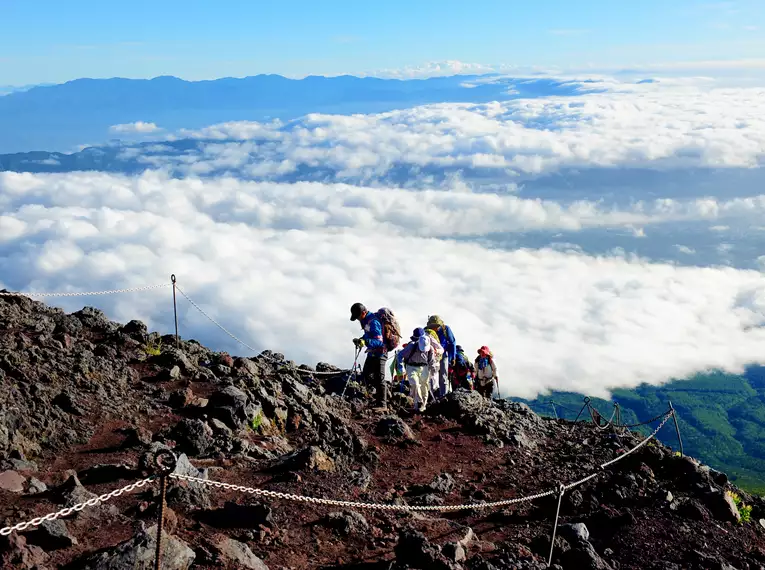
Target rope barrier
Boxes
[167,411,675,513]
[0,284,171,297]
[176,284,348,378]
[0,477,156,536]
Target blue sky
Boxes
[1,0,764,85]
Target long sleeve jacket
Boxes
[360,312,385,356]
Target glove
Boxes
[353,338,366,348]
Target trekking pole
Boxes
[341,346,362,397]
[495,377,502,400]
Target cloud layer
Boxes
[1,169,765,400]
[108,83,765,188]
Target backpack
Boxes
[375,307,401,353]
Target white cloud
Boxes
[110,121,162,134]
[3,171,765,240]
[1,170,765,401]
[132,84,765,185]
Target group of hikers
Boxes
[349,303,499,412]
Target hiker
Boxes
[425,315,456,398]
[451,345,474,391]
[390,344,408,394]
[350,302,401,411]
[474,346,498,399]
[397,328,438,412]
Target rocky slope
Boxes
[2,293,765,570]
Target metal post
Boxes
[550,401,559,420]
[341,346,362,397]
[669,401,684,456]
[171,275,179,349]
[614,403,621,427]
[569,397,590,433]
[547,483,566,568]
[153,450,177,570]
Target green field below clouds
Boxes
[518,366,765,495]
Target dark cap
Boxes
[350,302,367,321]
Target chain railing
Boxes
[0,477,155,536]
[0,283,171,297]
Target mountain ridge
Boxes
[2,293,765,569]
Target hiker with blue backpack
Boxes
[425,315,456,398]
[350,302,401,412]
[397,327,438,413]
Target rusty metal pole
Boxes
[171,275,179,349]
[669,401,684,456]
[153,450,177,570]
[569,397,590,434]
[547,483,566,568]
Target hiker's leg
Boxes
[419,368,430,411]
[439,355,450,398]
[407,366,420,409]
[361,355,374,390]
[373,354,388,407]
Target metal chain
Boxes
[176,285,348,377]
[589,404,617,430]
[617,410,673,428]
[0,477,156,536]
[0,284,170,297]
[167,410,676,512]
[170,473,555,511]
[175,285,259,353]
[600,411,674,469]
[563,410,673,490]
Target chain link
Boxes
[176,285,349,377]
[167,410,676,511]
[170,473,554,511]
[617,410,673,428]
[600,411,673,469]
[175,285,259,353]
[0,284,171,298]
[0,477,156,536]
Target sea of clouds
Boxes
[1,77,764,399]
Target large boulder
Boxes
[207,386,259,430]
[23,519,77,550]
[277,446,336,473]
[322,511,370,536]
[214,537,269,569]
[72,524,195,569]
[375,416,417,442]
[169,419,213,457]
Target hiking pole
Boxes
[495,377,502,400]
[341,346,362,398]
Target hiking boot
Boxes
[371,405,388,413]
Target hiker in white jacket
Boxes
[396,327,438,412]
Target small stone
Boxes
[442,542,467,563]
[169,365,182,380]
[559,523,590,544]
[26,477,47,494]
[323,511,369,536]
[0,470,26,493]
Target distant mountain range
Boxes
[0,73,598,153]
[518,366,765,494]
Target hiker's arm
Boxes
[362,319,384,349]
[446,327,457,361]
